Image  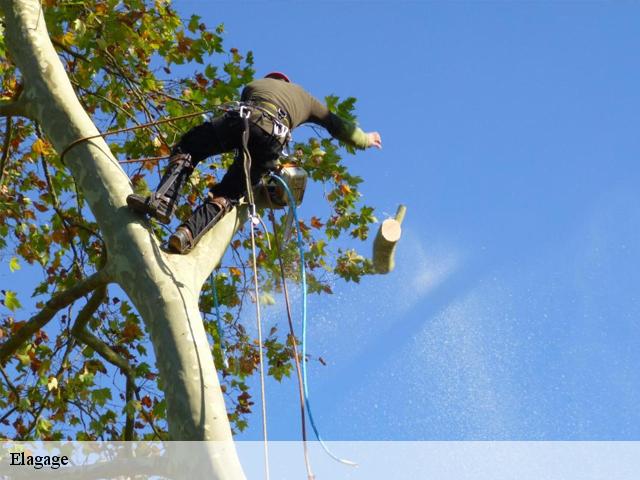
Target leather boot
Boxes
[168,226,194,254]
[167,196,233,254]
[126,152,193,224]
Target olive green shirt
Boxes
[241,78,370,150]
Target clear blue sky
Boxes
[170,1,640,442]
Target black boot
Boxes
[167,196,233,254]
[127,153,193,224]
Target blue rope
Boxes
[210,272,228,369]
[269,173,357,467]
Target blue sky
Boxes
[169,1,640,442]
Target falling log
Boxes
[372,204,407,274]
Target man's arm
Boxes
[305,93,381,150]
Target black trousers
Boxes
[174,111,283,200]
[172,112,283,235]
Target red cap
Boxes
[264,71,291,83]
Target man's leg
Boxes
[127,116,240,223]
[166,149,243,254]
[168,195,235,253]
[168,124,282,253]
[126,152,194,224]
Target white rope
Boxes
[240,109,270,480]
[249,221,270,480]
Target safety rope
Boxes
[239,107,271,480]
[268,172,357,467]
[264,186,314,480]
[59,109,216,165]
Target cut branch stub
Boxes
[372,204,407,274]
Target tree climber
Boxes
[126,72,382,253]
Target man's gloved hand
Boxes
[366,131,382,149]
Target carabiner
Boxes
[239,105,252,119]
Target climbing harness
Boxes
[269,172,357,468]
[222,98,291,143]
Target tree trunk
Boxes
[0,0,245,477]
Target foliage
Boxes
[0,0,376,440]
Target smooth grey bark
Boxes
[0,1,245,477]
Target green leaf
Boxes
[91,388,112,407]
[124,399,141,416]
[36,417,52,435]
[188,15,201,33]
[4,291,22,311]
[9,257,20,272]
[18,398,31,411]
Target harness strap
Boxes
[222,101,291,145]
[249,98,291,127]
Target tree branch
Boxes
[124,375,135,440]
[0,100,25,117]
[0,84,29,118]
[0,269,111,363]
[71,288,130,375]
[0,116,13,185]
[70,288,164,440]
[174,205,247,291]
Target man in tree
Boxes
[126,71,383,253]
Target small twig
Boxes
[0,405,18,425]
[124,376,135,440]
[0,363,21,400]
[19,338,75,439]
[36,124,83,274]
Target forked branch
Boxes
[71,288,164,440]
[0,269,111,363]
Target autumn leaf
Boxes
[31,138,53,156]
[143,160,156,172]
[158,143,171,156]
[339,184,352,195]
[95,2,107,15]
[3,291,21,311]
[122,322,142,342]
